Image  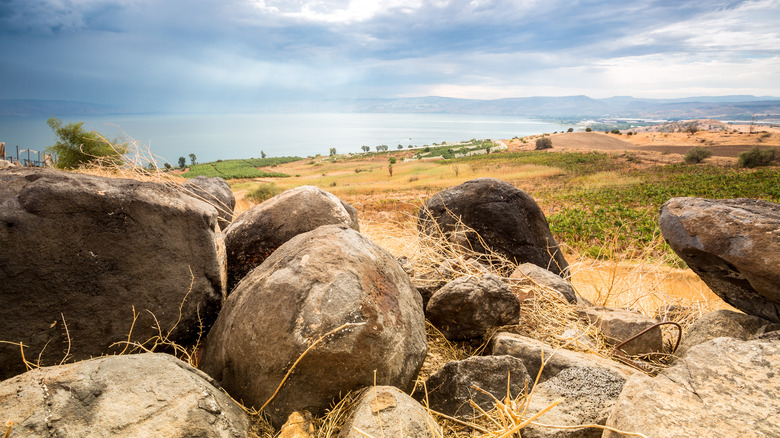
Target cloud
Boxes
[0,0,778,110]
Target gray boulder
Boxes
[577,307,662,356]
[418,178,569,276]
[224,185,359,290]
[676,309,772,358]
[659,197,780,322]
[489,332,637,382]
[422,355,530,418]
[522,367,626,438]
[510,263,578,304]
[183,175,235,229]
[0,168,226,381]
[339,386,441,438]
[426,273,520,340]
[604,337,780,438]
[0,353,250,437]
[201,225,427,427]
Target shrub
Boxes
[738,147,776,168]
[535,137,553,150]
[611,129,621,134]
[45,117,126,169]
[684,146,712,164]
[567,127,574,133]
[585,127,592,132]
[246,183,281,203]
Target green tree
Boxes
[329,147,337,156]
[261,150,267,159]
[585,127,592,132]
[189,153,197,165]
[178,156,186,168]
[397,144,403,149]
[163,163,172,170]
[388,156,397,176]
[361,145,370,153]
[45,117,125,169]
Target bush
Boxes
[246,183,282,203]
[611,129,621,134]
[684,146,712,164]
[535,137,553,150]
[567,127,574,133]
[585,127,592,132]
[738,147,776,168]
[45,117,126,169]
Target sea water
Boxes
[0,113,574,164]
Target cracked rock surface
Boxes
[0,353,250,437]
[603,337,780,437]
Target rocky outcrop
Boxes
[422,355,530,418]
[426,273,520,340]
[659,197,780,322]
[0,168,226,381]
[577,307,662,356]
[522,367,626,438]
[418,178,569,276]
[339,386,441,438]
[224,185,360,290]
[510,262,578,303]
[201,225,427,427]
[604,337,780,437]
[183,175,236,229]
[0,353,250,437]
[675,309,773,358]
[489,332,637,382]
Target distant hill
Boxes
[0,99,120,116]
[283,95,780,119]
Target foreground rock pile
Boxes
[1,168,778,437]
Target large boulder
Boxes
[489,332,637,382]
[659,197,780,322]
[604,337,780,437]
[522,367,627,438]
[426,273,520,340]
[0,168,226,381]
[422,355,530,418]
[339,386,441,438]
[418,178,569,276]
[675,309,773,358]
[201,225,427,427]
[0,353,250,437]
[183,175,235,229]
[224,185,359,290]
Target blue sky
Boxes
[1,0,778,113]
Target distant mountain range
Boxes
[2,95,779,120]
[283,95,780,119]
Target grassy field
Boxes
[182,156,300,179]
[225,138,777,317]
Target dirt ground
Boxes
[504,127,780,159]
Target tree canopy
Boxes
[46,117,125,169]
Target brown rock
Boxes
[224,185,359,290]
[201,225,427,427]
[0,168,226,381]
[659,197,780,322]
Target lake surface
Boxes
[0,113,574,164]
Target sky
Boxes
[1,0,779,113]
